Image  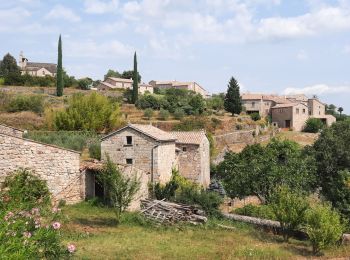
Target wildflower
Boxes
[4,211,14,221]
[23,231,32,238]
[52,207,61,214]
[31,208,40,215]
[67,244,76,253]
[52,222,61,230]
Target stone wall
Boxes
[0,133,83,204]
[214,130,255,147]
[0,124,24,138]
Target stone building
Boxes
[97,77,154,94]
[0,132,84,204]
[101,124,210,187]
[149,80,209,98]
[18,51,57,77]
[271,103,309,131]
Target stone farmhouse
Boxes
[242,93,336,131]
[149,80,209,98]
[18,51,57,77]
[97,77,153,94]
[101,123,210,187]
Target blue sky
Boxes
[1,0,350,112]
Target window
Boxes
[182,147,187,152]
[126,136,133,145]
[126,159,133,165]
[42,70,45,75]
[252,102,255,107]
[303,109,306,114]
[296,108,299,114]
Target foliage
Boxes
[189,94,206,114]
[25,131,99,152]
[97,158,141,224]
[0,77,4,85]
[250,112,261,121]
[1,169,51,211]
[78,77,93,90]
[218,139,316,203]
[104,69,121,80]
[56,35,63,97]
[270,186,309,241]
[312,121,350,216]
[173,117,207,131]
[173,108,185,120]
[233,204,275,220]
[6,94,44,114]
[159,108,170,120]
[132,52,139,103]
[305,203,344,255]
[54,92,123,132]
[206,93,225,111]
[143,108,154,120]
[88,141,101,160]
[121,70,141,83]
[303,118,324,133]
[136,94,163,110]
[0,53,20,77]
[224,77,242,115]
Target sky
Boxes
[1,0,350,112]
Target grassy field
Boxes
[61,202,350,259]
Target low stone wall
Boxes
[0,124,24,138]
[0,133,84,204]
[214,130,255,147]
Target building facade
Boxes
[271,103,309,131]
[149,80,209,97]
[97,77,154,94]
[18,52,57,77]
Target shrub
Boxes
[173,117,207,131]
[305,203,344,255]
[78,78,92,90]
[250,112,261,121]
[1,169,51,210]
[303,118,324,133]
[54,92,123,132]
[136,94,163,110]
[6,95,44,114]
[89,141,101,160]
[173,108,185,120]
[143,108,154,120]
[233,204,275,220]
[0,77,4,85]
[270,186,309,241]
[159,108,170,120]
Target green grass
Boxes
[60,202,350,259]
[0,77,4,86]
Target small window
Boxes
[303,109,306,114]
[182,147,187,152]
[126,159,133,165]
[126,136,133,145]
[252,102,255,107]
[296,108,299,114]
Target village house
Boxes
[18,51,57,77]
[97,77,154,94]
[241,93,336,130]
[101,123,210,187]
[149,80,210,98]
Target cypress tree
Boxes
[56,35,63,97]
[132,52,138,104]
[224,77,242,116]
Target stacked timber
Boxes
[140,199,207,225]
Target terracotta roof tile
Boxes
[170,131,206,145]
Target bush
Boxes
[233,204,275,220]
[159,108,170,120]
[250,113,261,121]
[143,108,154,120]
[54,92,123,132]
[0,77,4,85]
[6,95,44,114]
[305,203,344,255]
[270,186,309,241]
[89,141,101,160]
[78,78,93,90]
[1,169,51,210]
[173,108,185,120]
[173,117,207,131]
[303,118,324,133]
[136,94,163,110]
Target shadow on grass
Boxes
[74,217,118,227]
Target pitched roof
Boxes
[108,77,133,83]
[170,130,207,145]
[101,124,176,142]
[25,62,57,73]
[99,81,115,89]
[271,103,306,109]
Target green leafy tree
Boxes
[338,107,344,117]
[159,108,170,120]
[312,121,350,216]
[173,108,185,120]
[326,104,337,116]
[250,112,261,121]
[132,52,139,103]
[143,108,154,120]
[0,53,20,77]
[98,157,140,224]
[121,70,141,83]
[104,69,121,80]
[305,203,344,255]
[303,118,324,133]
[77,77,93,90]
[56,35,63,97]
[270,186,309,241]
[206,93,225,111]
[189,94,205,114]
[224,77,242,115]
[218,139,316,203]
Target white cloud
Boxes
[45,5,80,22]
[65,39,133,58]
[84,0,119,14]
[283,84,350,95]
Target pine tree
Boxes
[0,53,20,77]
[224,77,242,115]
[56,35,63,97]
[132,52,138,104]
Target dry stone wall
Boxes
[0,133,84,204]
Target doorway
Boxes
[285,120,291,128]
